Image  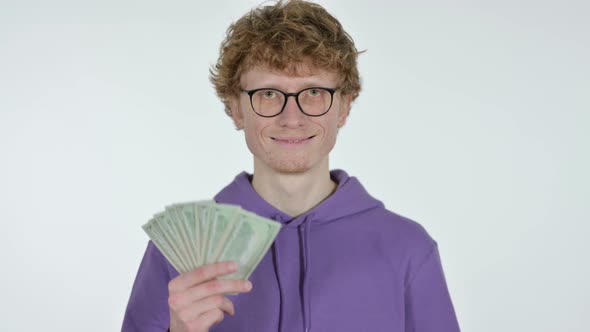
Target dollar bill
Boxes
[142,201,282,280]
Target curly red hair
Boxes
[210,0,363,117]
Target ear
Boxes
[229,97,244,130]
[337,95,352,128]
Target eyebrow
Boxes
[244,83,335,91]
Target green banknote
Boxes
[142,201,282,280]
[216,210,281,281]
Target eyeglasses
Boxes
[241,87,337,118]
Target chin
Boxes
[272,160,311,174]
[266,155,312,174]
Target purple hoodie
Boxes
[123,170,460,332]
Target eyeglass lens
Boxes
[251,88,332,116]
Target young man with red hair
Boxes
[123,1,460,331]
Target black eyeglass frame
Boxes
[241,87,338,118]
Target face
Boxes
[230,64,351,175]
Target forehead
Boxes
[240,64,341,90]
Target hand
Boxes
[167,261,253,332]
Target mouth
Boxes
[271,135,316,144]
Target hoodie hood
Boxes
[214,169,384,227]
[213,169,384,332]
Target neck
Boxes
[251,158,337,218]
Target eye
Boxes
[307,89,322,97]
[261,90,277,99]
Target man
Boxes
[123,1,461,331]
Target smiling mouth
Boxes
[271,135,316,143]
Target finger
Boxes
[169,261,237,293]
[177,295,235,321]
[175,294,226,323]
[180,295,236,321]
[204,308,226,329]
[185,308,225,332]
[170,279,252,312]
[190,279,252,304]
[220,296,235,316]
[211,308,226,327]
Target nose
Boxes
[277,95,306,128]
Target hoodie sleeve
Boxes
[404,243,461,332]
[122,241,172,332]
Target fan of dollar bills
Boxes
[142,200,282,281]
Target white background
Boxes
[1,0,588,331]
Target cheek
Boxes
[315,123,338,154]
[321,114,340,138]
[243,121,267,151]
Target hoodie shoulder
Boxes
[382,208,435,245]
[372,206,439,286]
